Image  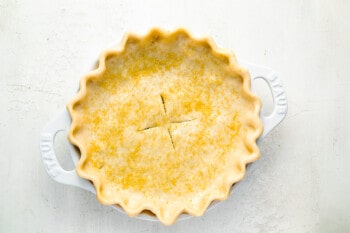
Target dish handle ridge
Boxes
[40,109,95,193]
[243,62,288,141]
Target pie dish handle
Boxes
[40,109,95,193]
[244,63,288,141]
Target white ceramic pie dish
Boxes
[40,61,287,222]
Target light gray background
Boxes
[1,0,349,232]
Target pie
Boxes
[67,28,263,225]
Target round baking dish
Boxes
[40,30,287,224]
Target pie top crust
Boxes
[67,28,263,225]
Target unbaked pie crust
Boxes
[67,28,263,225]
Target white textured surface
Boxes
[1,0,350,232]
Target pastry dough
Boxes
[67,28,263,225]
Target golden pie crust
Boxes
[67,28,263,225]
